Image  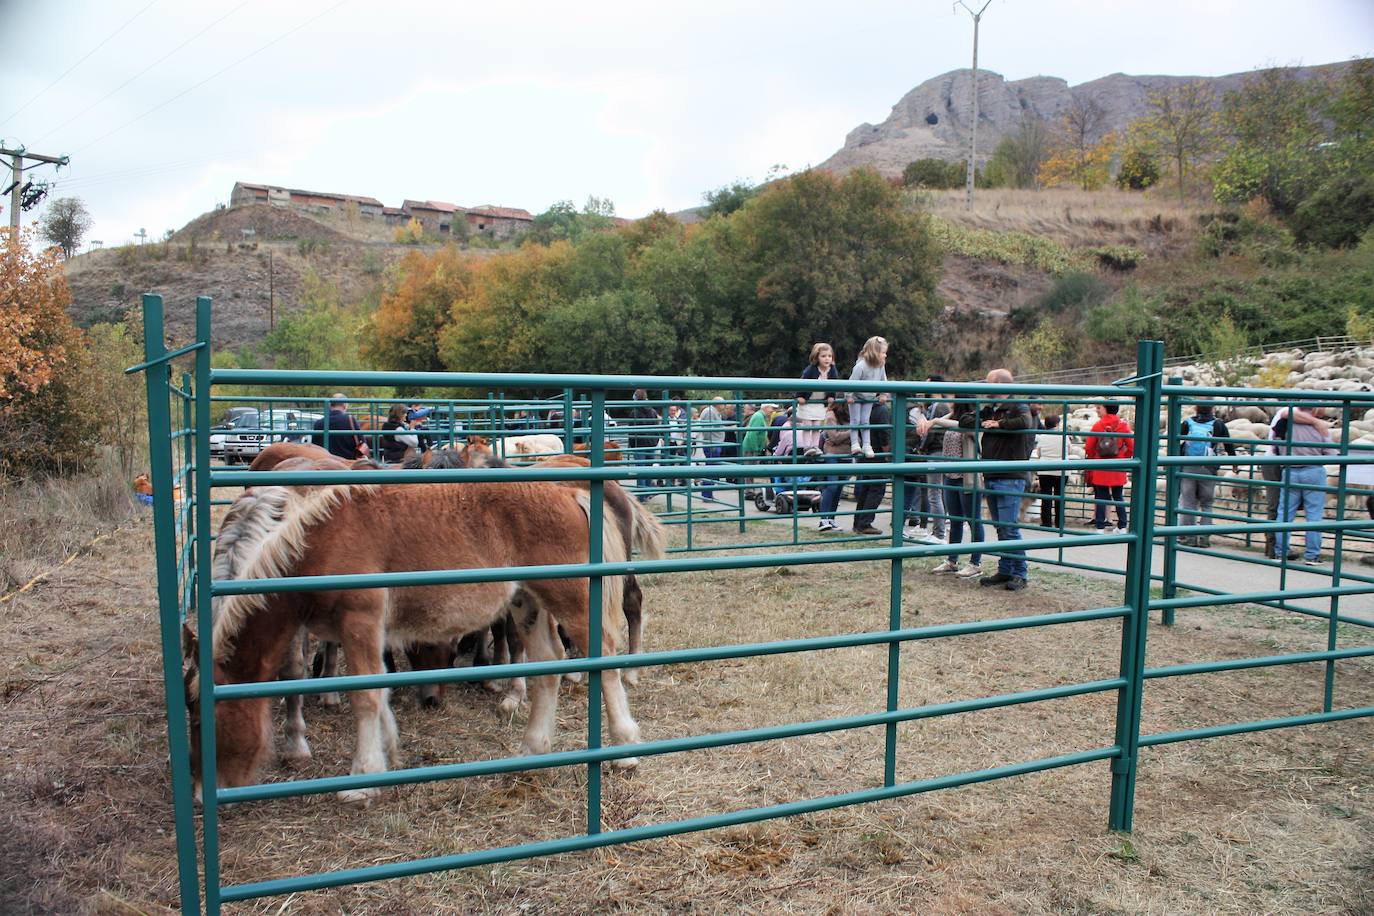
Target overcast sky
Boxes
[3,0,1371,246]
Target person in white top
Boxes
[1031,414,1067,530]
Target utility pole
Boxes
[955,0,992,210]
[1,145,69,231]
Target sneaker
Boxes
[915,531,946,545]
[817,519,837,533]
[1360,555,1374,567]
[1004,577,1028,592]
[854,525,882,536]
[804,447,822,457]
[1115,526,1130,535]
[851,446,863,456]
[979,573,1013,587]
[931,559,959,574]
[1302,556,1322,567]
[955,563,983,579]
[902,530,925,542]
[863,445,876,459]
[1177,536,1197,547]
[1286,551,1302,562]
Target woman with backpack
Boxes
[1177,403,1237,547]
[1085,402,1134,533]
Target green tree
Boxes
[982,114,1049,189]
[703,181,755,218]
[539,289,677,374]
[1139,81,1216,206]
[526,199,616,245]
[1010,317,1070,375]
[1213,68,1330,215]
[40,197,93,259]
[1116,147,1160,191]
[902,158,963,189]
[728,168,941,378]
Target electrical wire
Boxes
[34,0,255,146]
[70,0,350,156]
[0,0,159,129]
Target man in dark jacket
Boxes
[852,401,892,535]
[965,369,1033,590]
[629,389,661,497]
[312,393,368,460]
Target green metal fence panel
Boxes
[131,295,1374,914]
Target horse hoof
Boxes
[338,787,376,807]
[482,680,504,694]
[498,695,520,716]
[611,755,639,770]
[622,668,640,687]
[281,745,312,766]
[420,694,441,709]
[318,692,341,707]
[562,670,583,684]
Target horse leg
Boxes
[557,622,582,684]
[483,618,509,695]
[544,579,641,768]
[513,603,559,757]
[497,612,527,716]
[336,602,390,807]
[281,628,312,764]
[622,574,644,687]
[317,640,341,707]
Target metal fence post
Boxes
[1108,339,1164,833]
[1325,401,1352,712]
[885,393,908,787]
[1161,378,1182,626]
[734,390,747,534]
[194,297,221,915]
[586,391,606,835]
[138,294,203,915]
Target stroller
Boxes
[753,477,822,514]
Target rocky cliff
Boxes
[820,61,1355,177]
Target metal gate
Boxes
[132,294,1374,913]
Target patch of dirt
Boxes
[0,511,1370,914]
[173,203,349,244]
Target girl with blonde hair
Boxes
[847,336,889,459]
[794,342,839,457]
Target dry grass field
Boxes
[922,187,1205,251]
[2,509,1372,914]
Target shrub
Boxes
[1289,171,1374,249]
[1088,245,1142,271]
[1039,271,1109,313]
[902,158,965,189]
[1116,148,1160,191]
[1085,285,1162,343]
[394,217,426,244]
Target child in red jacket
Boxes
[1085,402,1134,532]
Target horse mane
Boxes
[212,483,370,662]
[211,486,296,617]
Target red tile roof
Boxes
[466,205,533,221]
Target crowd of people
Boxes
[308,337,1355,589]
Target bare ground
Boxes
[1,513,1371,915]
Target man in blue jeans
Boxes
[966,369,1034,591]
[1273,406,1336,564]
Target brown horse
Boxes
[188,479,664,804]
[249,441,336,472]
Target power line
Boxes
[0,0,159,129]
[70,0,351,156]
[34,0,254,146]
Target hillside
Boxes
[63,204,494,349]
[821,60,1356,176]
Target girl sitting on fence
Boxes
[796,342,840,458]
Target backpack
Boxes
[1096,420,1121,458]
[1182,415,1214,458]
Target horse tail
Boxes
[627,497,667,561]
[573,490,628,654]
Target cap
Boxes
[407,407,434,421]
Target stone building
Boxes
[464,205,534,240]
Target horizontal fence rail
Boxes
[134,293,1374,914]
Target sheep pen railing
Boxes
[134,294,1374,914]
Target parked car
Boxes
[222,410,322,462]
[209,407,259,460]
